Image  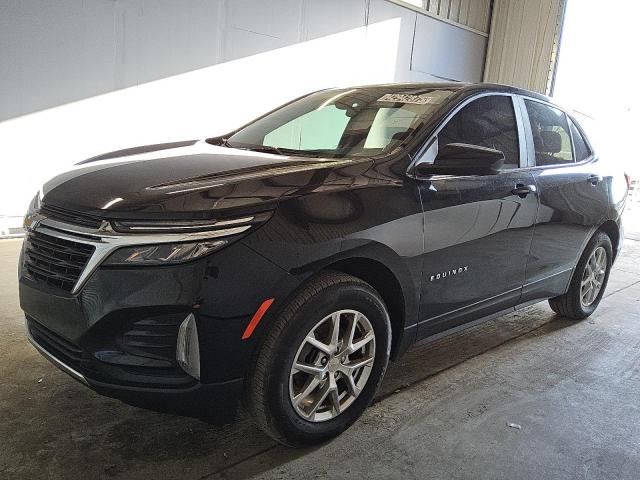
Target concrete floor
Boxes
[2,237,640,480]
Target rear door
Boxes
[519,98,608,303]
[414,93,539,339]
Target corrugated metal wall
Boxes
[390,0,492,34]
[483,0,565,94]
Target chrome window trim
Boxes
[506,156,598,173]
[30,217,252,294]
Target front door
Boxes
[415,93,539,339]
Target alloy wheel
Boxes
[580,246,607,307]
[288,309,376,422]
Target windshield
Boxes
[226,87,456,158]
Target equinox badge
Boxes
[430,266,468,282]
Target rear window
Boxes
[524,100,574,166]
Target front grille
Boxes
[24,231,95,292]
[27,318,85,366]
[40,204,104,229]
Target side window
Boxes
[264,105,350,150]
[524,100,574,166]
[438,95,520,169]
[570,120,592,161]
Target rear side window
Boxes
[438,95,520,169]
[570,120,592,161]
[524,100,574,166]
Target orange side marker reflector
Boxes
[241,298,275,340]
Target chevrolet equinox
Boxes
[19,83,627,447]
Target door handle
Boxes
[587,175,603,186]
[511,184,537,198]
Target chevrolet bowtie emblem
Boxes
[97,220,113,233]
[23,212,45,232]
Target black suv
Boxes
[19,83,627,447]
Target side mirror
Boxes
[416,143,505,176]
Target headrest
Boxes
[541,130,562,153]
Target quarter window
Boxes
[524,100,574,166]
[438,95,520,169]
[570,120,592,161]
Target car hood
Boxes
[41,140,372,219]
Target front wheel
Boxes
[243,271,391,447]
[549,231,612,319]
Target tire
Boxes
[243,270,391,447]
[549,231,612,320]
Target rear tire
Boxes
[243,271,391,447]
[549,231,612,320]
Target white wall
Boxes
[552,0,640,174]
[0,0,488,222]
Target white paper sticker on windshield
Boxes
[377,91,449,105]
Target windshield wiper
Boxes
[243,144,286,156]
[228,143,324,158]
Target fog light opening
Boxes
[176,313,200,380]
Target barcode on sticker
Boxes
[377,92,449,105]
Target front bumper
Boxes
[25,312,246,419]
[27,318,243,418]
[18,217,299,417]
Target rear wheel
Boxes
[549,231,612,319]
[244,271,391,447]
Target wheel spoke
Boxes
[305,334,332,355]
[344,371,360,396]
[343,313,359,353]
[307,379,332,418]
[328,379,341,415]
[344,356,374,372]
[596,248,605,269]
[293,377,321,406]
[330,312,341,350]
[585,262,594,277]
[350,331,375,353]
[293,361,325,377]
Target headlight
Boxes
[103,211,273,266]
[104,240,228,266]
[23,191,42,231]
[111,212,271,234]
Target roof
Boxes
[346,81,552,103]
